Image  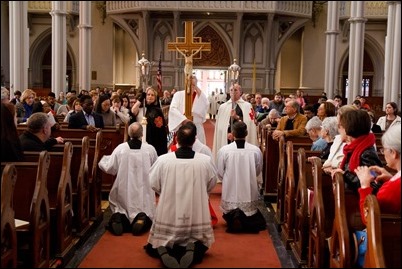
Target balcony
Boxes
[106,1,313,18]
[28,1,79,15]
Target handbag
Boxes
[353,229,367,268]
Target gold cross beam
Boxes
[167,21,211,56]
[167,21,211,119]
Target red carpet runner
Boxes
[78,120,281,268]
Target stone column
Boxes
[265,13,275,93]
[173,11,180,89]
[347,1,366,103]
[50,1,67,97]
[9,1,28,95]
[383,1,401,108]
[324,1,339,99]
[78,2,92,92]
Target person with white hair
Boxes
[355,124,400,223]
[256,97,270,122]
[305,116,326,151]
[319,116,339,159]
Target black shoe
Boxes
[157,246,180,268]
[179,242,195,268]
[109,213,123,236]
[132,212,152,235]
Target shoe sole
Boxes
[157,246,180,268]
[179,242,195,268]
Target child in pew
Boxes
[19,112,64,151]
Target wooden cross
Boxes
[168,21,211,119]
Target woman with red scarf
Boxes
[331,109,383,193]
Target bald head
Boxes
[128,122,143,140]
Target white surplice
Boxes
[98,142,158,223]
[147,152,217,248]
[192,138,213,158]
[212,99,258,160]
[217,141,263,216]
[168,90,209,144]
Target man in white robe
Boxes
[145,123,217,268]
[168,76,209,144]
[212,83,258,161]
[98,122,158,236]
[216,121,266,233]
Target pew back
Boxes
[364,194,401,268]
[23,143,74,260]
[1,151,51,268]
[1,164,18,268]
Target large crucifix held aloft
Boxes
[168,21,211,119]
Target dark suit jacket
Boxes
[68,111,104,129]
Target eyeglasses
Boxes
[379,148,391,154]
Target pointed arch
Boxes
[193,22,231,67]
[153,20,174,62]
[29,29,76,90]
[338,34,385,97]
[243,22,264,64]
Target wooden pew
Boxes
[273,135,285,231]
[17,124,127,222]
[328,172,365,268]
[23,143,75,264]
[281,141,296,248]
[1,151,51,268]
[52,136,92,237]
[1,164,18,268]
[281,141,319,250]
[308,157,335,268]
[53,123,127,195]
[363,194,401,268]
[263,132,312,198]
[289,148,320,266]
[263,129,279,199]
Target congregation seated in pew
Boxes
[330,109,383,193]
[68,95,104,131]
[272,99,307,141]
[19,112,64,151]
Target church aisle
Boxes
[66,119,297,268]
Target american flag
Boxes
[156,52,162,97]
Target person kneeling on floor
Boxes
[99,122,158,236]
[144,123,217,268]
[217,121,267,233]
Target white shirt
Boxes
[217,141,263,216]
[168,90,209,144]
[147,151,217,248]
[98,141,158,223]
[212,99,258,160]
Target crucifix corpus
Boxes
[167,21,211,119]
